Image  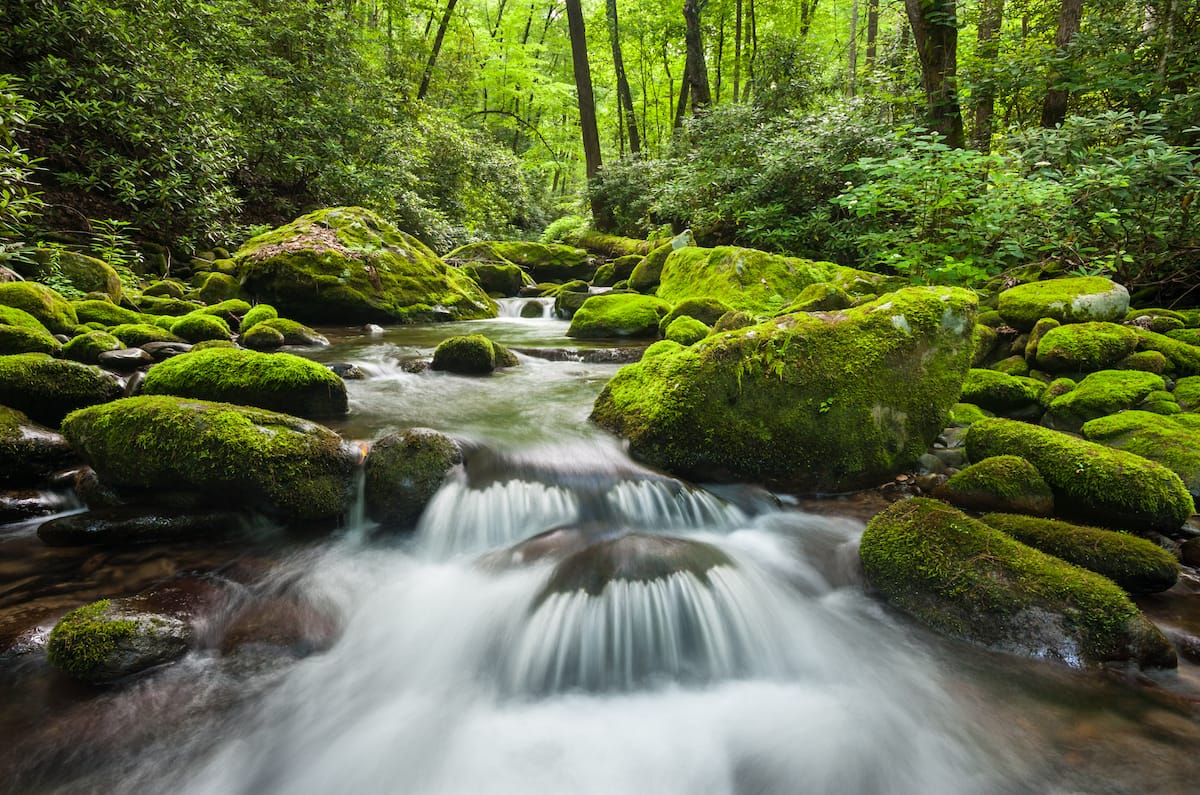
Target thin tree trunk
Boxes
[865,0,879,69]
[1041,0,1084,127]
[973,0,1004,152]
[715,14,725,103]
[799,0,820,39]
[847,0,859,96]
[683,0,713,112]
[733,0,742,102]
[904,0,965,147]
[745,0,757,102]
[606,0,642,154]
[565,0,605,220]
[491,0,510,37]
[418,0,459,100]
[675,49,691,128]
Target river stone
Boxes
[37,506,246,546]
[0,353,124,426]
[142,347,348,418]
[1041,370,1165,432]
[46,598,192,684]
[592,287,977,493]
[364,428,462,530]
[0,405,78,487]
[997,276,1130,331]
[140,340,194,361]
[459,261,533,297]
[627,242,675,293]
[935,455,1055,516]
[1133,328,1200,376]
[0,281,79,335]
[447,241,596,283]
[62,395,356,521]
[236,206,496,324]
[965,417,1194,534]
[1034,322,1140,373]
[431,334,519,375]
[960,369,1046,418]
[98,347,154,371]
[859,498,1175,669]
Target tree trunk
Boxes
[865,0,879,68]
[973,0,1005,152]
[733,0,742,102]
[565,0,605,220]
[418,0,460,100]
[674,49,691,128]
[799,0,820,39]
[606,0,641,154]
[1041,0,1084,127]
[847,0,859,96]
[683,0,713,112]
[904,0,965,148]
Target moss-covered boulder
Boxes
[1116,350,1169,373]
[0,282,78,334]
[652,246,890,315]
[935,455,1054,516]
[20,249,122,302]
[592,286,977,492]
[448,241,595,283]
[364,428,463,530]
[241,324,286,351]
[61,330,124,364]
[169,312,232,343]
[459,262,533,297]
[1166,328,1200,347]
[959,369,1045,417]
[1042,370,1165,432]
[997,276,1130,331]
[663,316,710,346]
[1081,410,1200,499]
[243,317,328,348]
[965,417,1194,533]
[781,282,854,314]
[567,294,672,339]
[656,297,733,335]
[859,498,1174,669]
[980,513,1180,594]
[46,598,191,684]
[1133,328,1200,375]
[1176,376,1200,411]
[0,305,61,355]
[73,299,143,327]
[566,229,653,258]
[0,354,123,426]
[240,303,278,333]
[189,271,242,304]
[0,405,76,485]
[109,323,183,347]
[62,395,356,521]
[552,287,592,319]
[947,402,994,426]
[136,295,202,316]
[237,207,496,324]
[1034,322,1140,373]
[627,242,676,293]
[142,348,348,418]
[142,280,187,299]
[430,334,519,375]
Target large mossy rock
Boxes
[46,598,191,684]
[364,428,463,530]
[142,348,349,418]
[567,294,672,339]
[236,207,496,324]
[1133,328,1200,375]
[431,334,519,375]
[0,354,123,426]
[20,249,122,302]
[0,304,61,355]
[627,242,676,293]
[459,261,533,297]
[1041,370,1165,432]
[965,417,1194,533]
[0,282,79,335]
[859,499,1175,669]
[997,276,1130,331]
[592,287,977,492]
[1081,410,1200,499]
[980,513,1179,595]
[935,455,1054,516]
[959,369,1046,417]
[1034,322,1140,373]
[651,245,892,315]
[73,299,143,327]
[447,241,595,283]
[0,405,77,485]
[62,396,356,521]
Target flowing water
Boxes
[2,299,1199,794]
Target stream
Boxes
[2,299,1199,794]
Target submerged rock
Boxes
[859,498,1175,669]
[431,334,519,375]
[46,598,192,684]
[37,506,246,546]
[592,287,977,493]
[364,428,463,530]
[237,206,496,324]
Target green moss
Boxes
[0,305,60,355]
[1165,328,1200,347]
[142,280,187,299]
[977,310,1004,328]
[991,355,1031,376]
[567,229,653,258]
[1034,322,1140,373]
[46,600,136,679]
[859,498,1174,668]
[20,249,122,302]
[240,303,278,333]
[627,242,675,293]
[981,512,1179,594]
[997,276,1130,331]
[1116,350,1168,373]
[972,324,998,366]
[780,282,853,314]
[62,395,355,520]
[170,313,232,343]
[1134,328,1200,375]
[109,323,183,346]
[567,293,672,339]
[136,295,202,316]
[237,207,496,324]
[1043,369,1165,432]
[1039,377,1076,409]
[73,299,143,327]
[664,316,711,346]
[711,310,756,333]
[195,298,252,322]
[191,339,237,351]
[364,428,463,528]
[453,241,595,282]
[1175,376,1200,411]
[591,287,977,492]
[1125,307,1186,324]
[1081,410,1200,499]
[0,353,124,426]
[143,348,348,417]
[62,330,123,364]
[658,298,732,335]
[459,262,532,296]
[938,455,1054,515]
[960,369,1046,415]
[0,282,79,334]
[241,324,286,351]
[189,272,241,304]
[251,317,328,346]
[947,402,994,426]
[965,417,1194,533]
[643,340,683,359]
[430,334,513,375]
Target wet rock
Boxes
[510,346,645,364]
[124,370,145,396]
[567,293,671,339]
[0,405,78,486]
[431,334,518,375]
[97,347,154,371]
[0,353,124,426]
[218,596,338,657]
[478,527,593,571]
[400,359,429,374]
[364,428,463,530]
[74,466,126,509]
[860,498,1175,669]
[0,489,73,522]
[328,361,366,379]
[46,598,193,684]
[37,506,246,546]
[1182,537,1200,567]
[935,455,1055,516]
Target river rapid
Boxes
[1,301,1198,794]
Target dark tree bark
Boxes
[847,0,859,96]
[683,0,713,112]
[674,49,691,128]
[606,0,641,153]
[732,0,742,102]
[973,0,1005,152]
[799,0,820,39]
[565,0,605,221]
[1041,0,1084,128]
[865,0,879,68]
[418,0,459,100]
[904,0,965,148]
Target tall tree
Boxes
[905,0,965,147]
[865,0,880,70]
[418,0,459,100]
[606,0,641,154]
[564,0,604,218]
[683,0,713,112]
[1041,0,1084,127]
[732,0,743,102]
[847,0,860,96]
[973,0,1005,152]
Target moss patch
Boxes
[960,369,1046,415]
[567,294,672,339]
[240,304,278,333]
[628,242,676,293]
[364,428,463,529]
[170,313,232,343]
[109,323,183,347]
[0,282,79,334]
[664,316,711,346]
[1042,369,1165,432]
[1034,322,1139,373]
[1081,410,1200,499]
[0,353,124,426]
[62,330,123,364]
[937,455,1054,515]
[997,276,1130,331]
[0,307,61,355]
[46,600,136,680]
[1134,328,1200,375]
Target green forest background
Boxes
[0,0,1196,299]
